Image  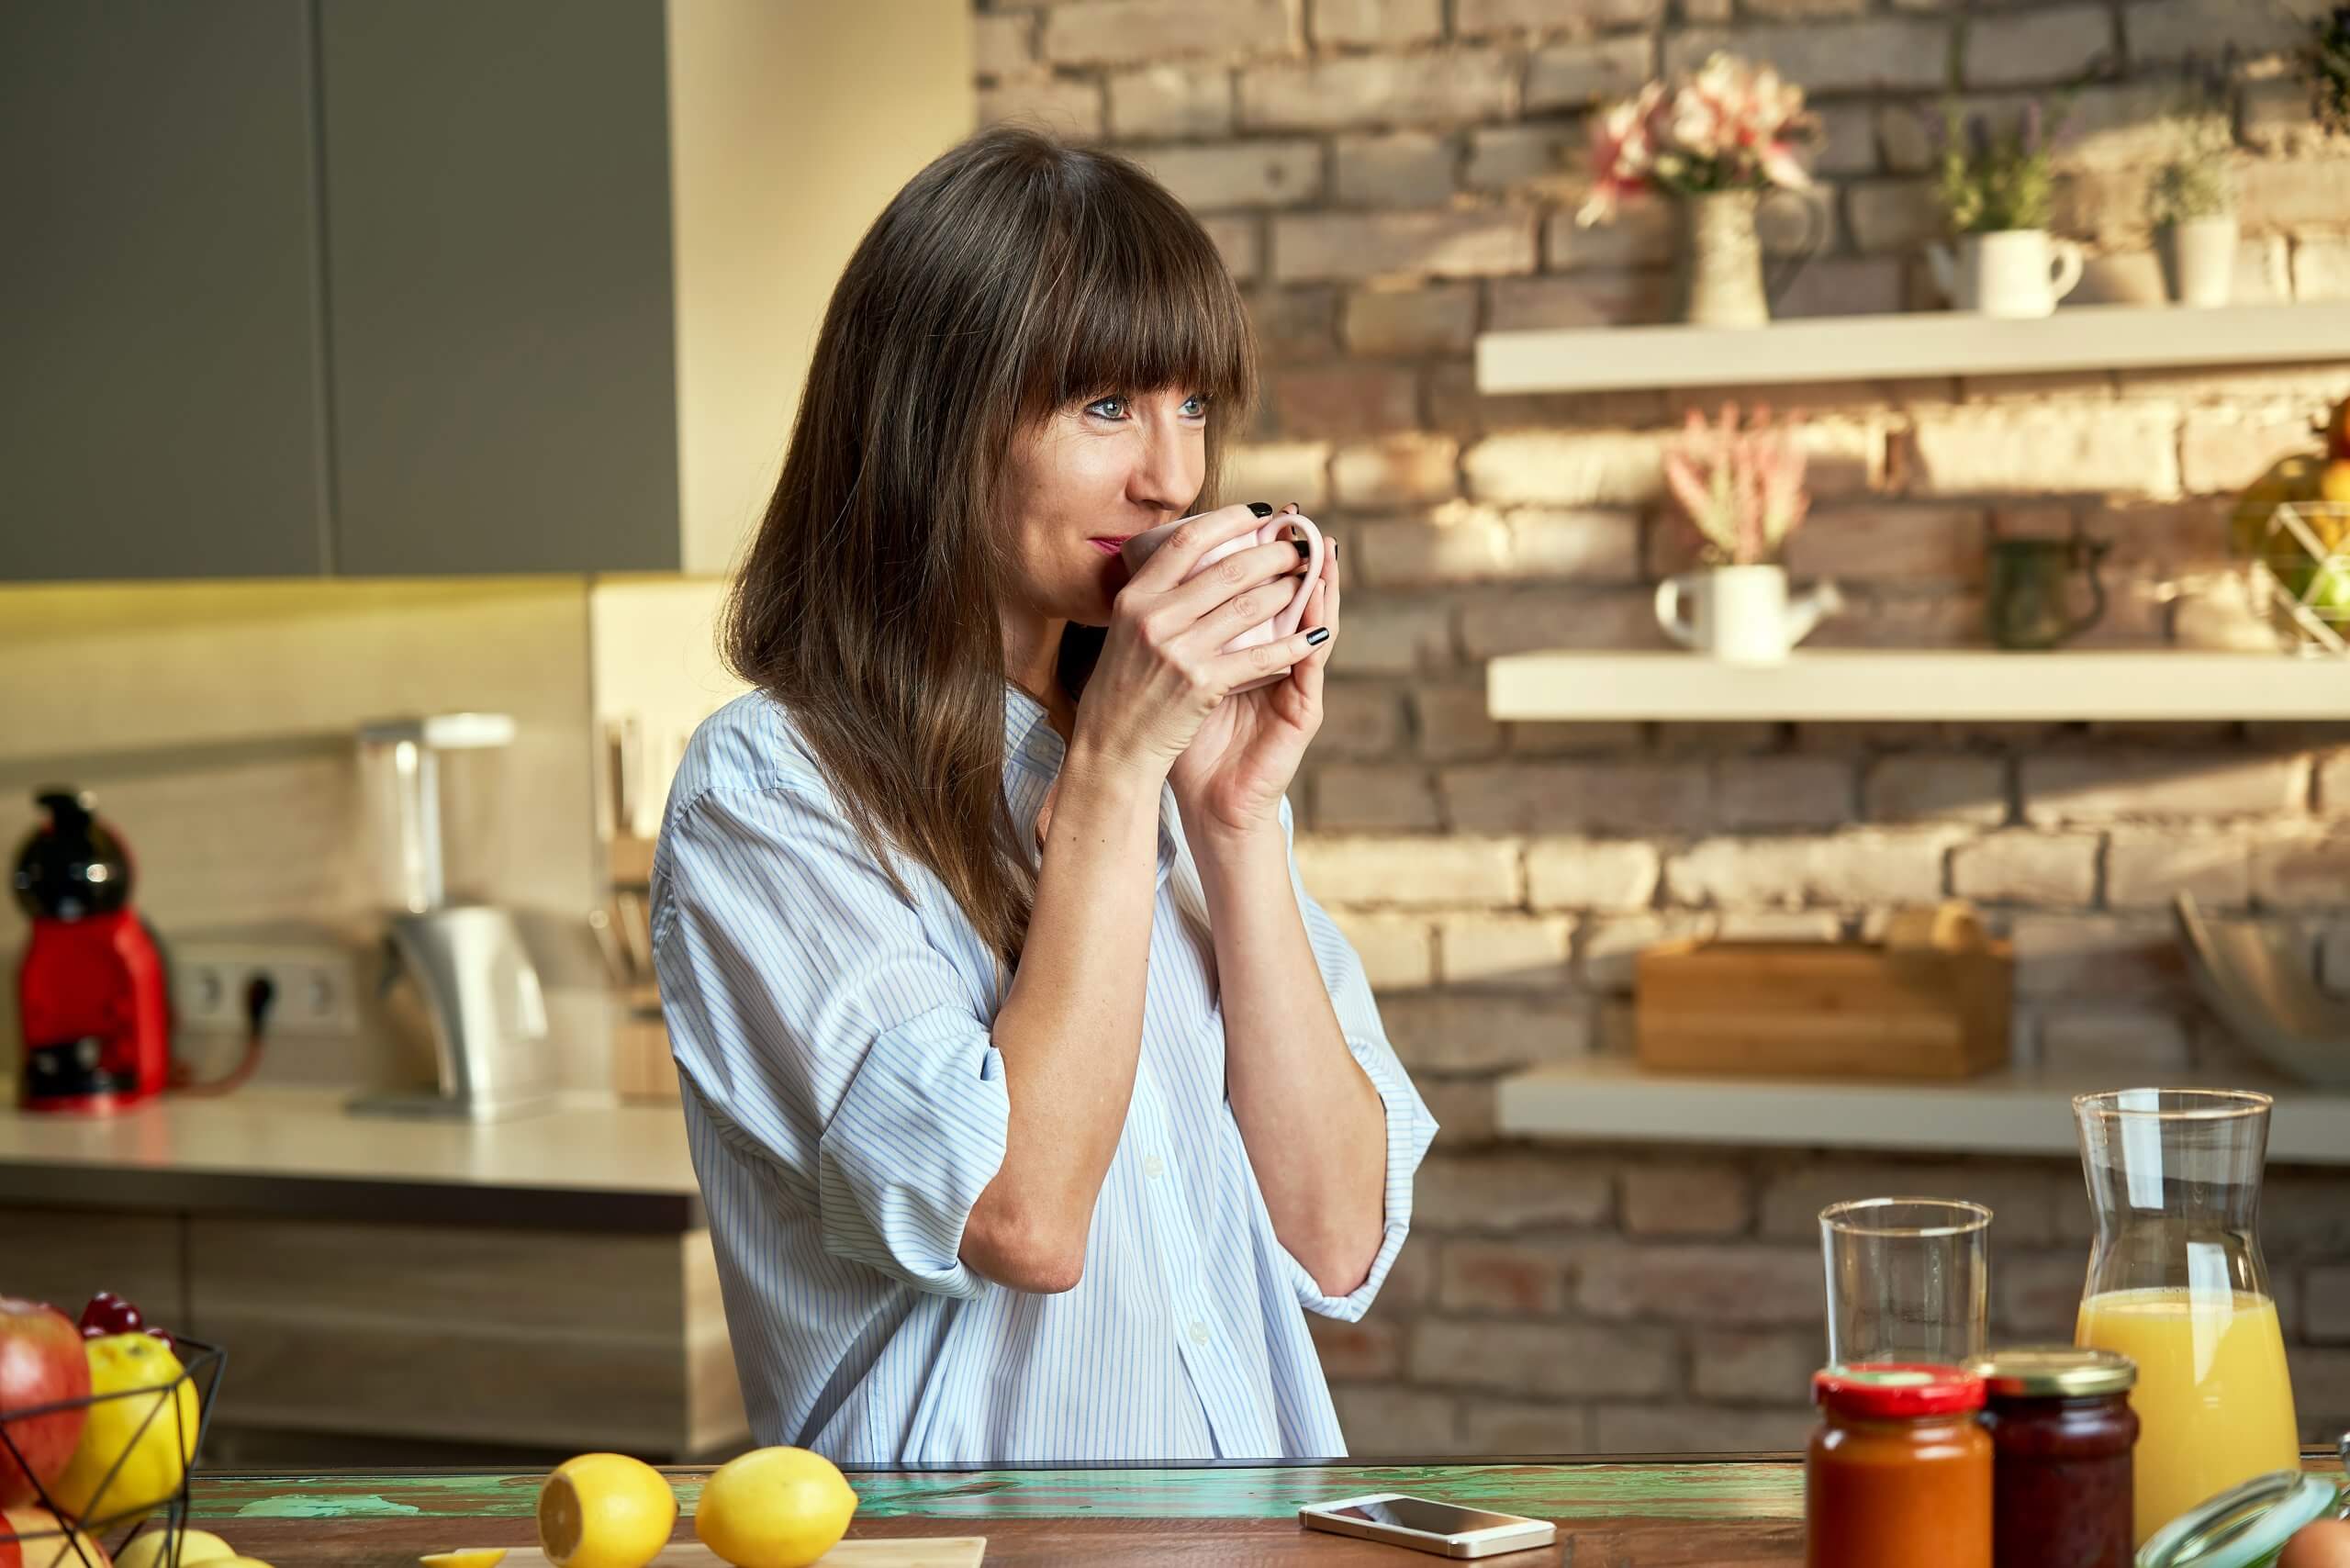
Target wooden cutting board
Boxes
[509,1543,983,1566]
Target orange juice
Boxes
[2075,1287,2301,1545]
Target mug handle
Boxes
[2048,240,2086,303]
[1276,517,1326,634]
[1654,576,1700,648]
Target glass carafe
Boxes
[2072,1089,2301,1548]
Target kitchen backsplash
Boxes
[0,576,740,1092]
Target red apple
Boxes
[0,1302,89,1509]
[3,1505,98,1568]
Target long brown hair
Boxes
[721,126,1259,972]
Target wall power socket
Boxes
[169,939,360,1036]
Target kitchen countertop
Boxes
[184,1450,2350,1565]
[1499,1057,2350,1165]
[0,1085,704,1230]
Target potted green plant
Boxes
[2306,6,2350,133]
[2148,109,2238,308]
[1927,96,2083,318]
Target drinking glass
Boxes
[1819,1197,1991,1367]
[2073,1088,2301,1548]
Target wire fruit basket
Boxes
[2239,500,2350,655]
[1,1337,227,1568]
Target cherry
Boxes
[142,1326,175,1352]
[76,1290,143,1336]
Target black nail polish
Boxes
[1247,501,1274,518]
[1305,626,1331,645]
[1292,538,1313,558]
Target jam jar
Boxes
[1966,1346,2139,1568]
[1807,1363,1992,1568]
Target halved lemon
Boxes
[537,1453,677,1568]
[420,1553,510,1568]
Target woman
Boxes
[650,126,1437,1465]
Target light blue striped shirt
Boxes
[649,684,1437,1464]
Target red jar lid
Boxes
[1812,1364,1986,1417]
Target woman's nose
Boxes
[1130,431,1201,512]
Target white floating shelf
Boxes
[1496,1058,2350,1166]
[1486,651,2349,722]
[1475,301,2350,395]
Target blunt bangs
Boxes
[1014,156,1258,424]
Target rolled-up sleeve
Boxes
[651,783,1011,1298]
[1278,798,1439,1322]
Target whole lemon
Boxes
[50,1334,198,1525]
[693,1446,858,1568]
[118,1529,238,1568]
[536,1452,676,1568]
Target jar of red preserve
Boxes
[1806,1363,1991,1568]
[1965,1347,2137,1568]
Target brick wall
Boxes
[973,0,2350,1450]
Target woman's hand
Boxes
[1069,503,1332,786]
[1168,505,1339,843]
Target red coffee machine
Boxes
[11,789,172,1113]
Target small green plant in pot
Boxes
[2148,108,2238,308]
[2306,5,2350,134]
[1922,21,2092,318]
[1927,95,2083,317]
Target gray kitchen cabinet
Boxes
[317,0,684,576]
[0,0,332,580]
[2,1,974,582]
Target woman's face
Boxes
[1001,386,1209,626]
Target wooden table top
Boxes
[173,1451,2349,1566]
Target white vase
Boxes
[1676,191,1769,329]
[1672,189,1830,328]
[1653,565,1844,664]
[1927,230,2087,319]
[2157,215,2238,308]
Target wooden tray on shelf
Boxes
[1634,904,2012,1081]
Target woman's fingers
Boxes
[1122,503,1270,594]
[1158,538,1312,644]
[1205,623,1334,692]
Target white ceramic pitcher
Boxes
[1928,230,2086,319]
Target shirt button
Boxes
[1188,1319,1211,1347]
[1143,1155,1167,1180]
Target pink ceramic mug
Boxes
[1119,512,1325,684]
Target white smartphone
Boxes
[1298,1493,1558,1558]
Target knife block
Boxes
[603,830,677,1103]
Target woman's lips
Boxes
[1087,536,1132,556]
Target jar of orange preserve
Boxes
[1807,1364,1991,1568]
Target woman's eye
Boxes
[1180,395,1207,418]
[1085,395,1128,420]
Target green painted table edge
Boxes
[189,1460,1807,1524]
[182,1451,2349,1527]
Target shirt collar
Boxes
[1003,682,1065,780]
[1003,681,1176,889]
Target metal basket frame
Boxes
[0,1337,227,1568]
[2242,499,2350,655]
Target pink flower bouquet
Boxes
[1579,52,1819,228]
